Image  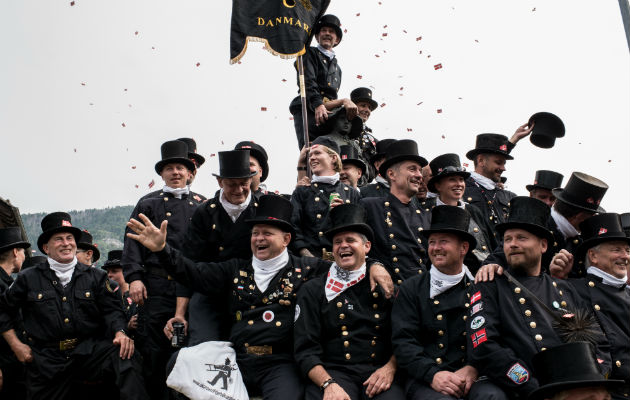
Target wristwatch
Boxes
[320,378,336,391]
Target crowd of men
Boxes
[0,13,629,400]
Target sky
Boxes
[1,0,629,215]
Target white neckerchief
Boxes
[587,267,628,288]
[258,182,268,192]
[426,191,438,198]
[436,197,467,210]
[317,44,335,60]
[162,185,190,199]
[47,256,78,287]
[311,173,340,186]
[252,249,290,292]
[375,175,390,188]
[551,207,579,239]
[429,264,474,299]
[325,262,366,302]
[219,188,251,222]
[470,172,496,190]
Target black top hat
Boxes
[245,194,295,236]
[320,109,363,140]
[339,145,367,176]
[37,212,83,254]
[466,133,514,161]
[371,139,396,165]
[177,137,205,168]
[22,255,46,270]
[325,204,374,242]
[422,205,477,251]
[575,213,630,262]
[102,249,123,271]
[620,212,630,238]
[154,140,196,174]
[427,153,471,193]
[378,139,428,177]
[311,136,340,155]
[350,87,378,111]
[529,342,625,400]
[526,170,564,192]
[528,112,565,149]
[314,14,342,45]
[552,172,608,213]
[212,150,258,179]
[235,141,269,182]
[0,227,30,254]
[77,230,100,263]
[496,197,554,243]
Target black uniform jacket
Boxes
[294,270,394,377]
[0,262,127,346]
[360,192,431,283]
[291,181,360,256]
[392,271,474,385]
[0,268,21,368]
[570,274,630,382]
[468,269,612,397]
[155,245,330,363]
[463,176,516,235]
[289,46,341,114]
[360,181,390,199]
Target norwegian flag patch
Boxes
[470,328,487,348]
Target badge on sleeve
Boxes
[506,363,529,384]
[470,302,483,315]
[470,316,485,330]
[470,291,481,304]
[262,311,275,323]
[470,328,487,348]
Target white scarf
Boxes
[311,173,340,186]
[470,172,496,190]
[375,175,390,188]
[47,256,78,287]
[429,264,474,299]
[551,207,579,238]
[426,191,438,198]
[587,267,628,288]
[317,44,335,60]
[162,185,190,199]
[219,188,251,222]
[252,249,290,292]
[325,262,366,302]
[436,197,467,210]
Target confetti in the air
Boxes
[403,30,407,33]
[281,79,287,82]
[532,7,536,12]
[407,128,413,132]
[437,109,443,113]
[434,63,443,70]
[261,107,268,111]
[463,163,469,168]
[148,180,155,189]
[73,148,77,153]
[382,33,388,37]
[70,1,75,6]
[417,102,423,105]
[375,54,380,58]
[442,134,446,139]
[135,185,139,188]
[134,31,139,35]
[416,36,422,41]
[80,82,85,86]
[356,13,360,16]
[383,25,388,28]
[131,166,136,169]
[356,75,363,79]
[196,62,201,67]
[210,153,216,157]
[380,103,386,108]
[122,123,126,127]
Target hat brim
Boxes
[528,379,625,400]
[77,243,100,262]
[189,153,206,168]
[552,188,605,213]
[466,149,514,161]
[212,171,258,179]
[245,218,295,237]
[496,222,554,245]
[379,155,428,178]
[155,158,196,175]
[427,171,471,193]
[0,241,31,254]
[342,159,367,176]
[325,223,374,243]
[37,226,83,254]
[526,184,555,192]
[422,228,477,254]
[101,261,123,271]
[575,235,630,263]
[353,97,378,111]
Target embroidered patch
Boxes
[470,328,487,348]
[62,220,72,227]
[470,316,486,330]
[552,301,560,309]
[470,291,481,304]
[506,363,529,384]
[105,279,114,293]
[193,194,202,202]
[470,302,483,315]
[598,228,607,235]
[294,304,301,322]
[262,311,274,322]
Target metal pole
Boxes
[619,0,630,52]
[296,54,311,177]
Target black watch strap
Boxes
[320,378,336,391]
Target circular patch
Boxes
[552,301,560,309]
[470,315,486,330]
[294,304,301,322]
[262,310,275,323]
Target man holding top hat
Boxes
[392,205,481,399]
[122,139,204,399]
[360,138,396,199]
[76,229,100,266]
[0,212,148,399]
[234,140,271,200]
[526,170,564,208]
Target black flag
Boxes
[230,0,331,64]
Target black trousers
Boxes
[305,364,405,400]
[26,339,148,400]
[0,359,26,399]
[408,379,507,400]
[186,293,227,346]
[239,354,305,399]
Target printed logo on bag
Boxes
[262,310,275,322]
[470,302,483,315]
[506,363,529,384]
[470,315,485,330]
[206,357,238,391]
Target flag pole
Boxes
[296,54,311,177]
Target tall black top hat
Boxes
[102,249,123,271]
[37,212,83,254]
[350,87,378,111]
[378,139,428,177]
[529,342,624,400]
[77,230,100,262]
[22,255,46,270]
[422,205,477,250]
[155,140,196,174]
[528,112,565,149]
[552,172,608,213]
[575,213,630,262]
[466,133,514,161]
[235,141,269,182]
[0,227,30,254]
[496,197,554,243]
[526,170,564,192]
[427,153,471,193]
[620,213,630,238]
[314,14,342,45]
[177,137,205,168]
[311,136,340,155]
[246,194,294,236]
[325,204,374,242]
[212,150,257,179]
[371,139,396,164]
[339,145,367,176]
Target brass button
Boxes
[416,209,421,214]
[482,246,487,250]
[588,281,595,287]
[417,238,422,244]
[64,318,70,323]
[573,239,579,244]
[525,310,532,317]
[541,348,546,351]
[85,291,91,298]
[467,197,472,202]
[189,201,193,205]
[219,246,224,251]
[166,212,172,217]
[616,360,622,367]
[438,343,444,349]
[337,302,343,308]
[387,212,391,217]
[345,353,351,360]
[212,224,216,230]
[465,303,470,308]
[37,293,43,300]
[373,304,378,309]
[552,282,557,287]
[374,314,380,319]
[275,321,282,327]
[370,353,376,358]
[344,341,349,347]
[530,322,537,329]
[535,334,542,341]
[389,233,394,239]
[315,197,320,202]
[397,280,402,284]
[462,316,467,321]
[373,292,379,298]
[319,232,324,236]
[437,314,443,321]
[62,296,67,302]
[392,257,398,262]
[375,325,380,330]
[514,287,521,294]
[473,228,479,233]
[436,358,443,364]
[164,197,169,202]
[558,290,563,296]
[316,214,322,219]
[384,201,390,207]
[438,330,444,336]
[519,298,526,304]
[339,314,345,320]
[248,320,253,325]
[371,340,376,346]
[591,303,599,310]
[434,300,440,305]
[391,244,396,250]
[210,203,216,208]
[233,278,239,284]
[417,227,423,232]
[341,325,347,331]
[342,331,349,336]
[394,268,400,273]
[560,301,567,307]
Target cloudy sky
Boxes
[1,0,628,215]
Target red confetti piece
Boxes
[463,163,469,167]
[403,30,407,33]
[261,107,267,111]
[131,166,136,169]
[124,88,128,91]
[135,185,139,188]
[152,46,156,50]
[427,55,432,58]
[210,153,216,157]
[532,7,536,11]
[437,109,442,113]
[608,160,612,162]
[382,33,388,37]
[281,79,287,82]
[343,29,347,33]
[148,179,155,188]
[419,51,423,54]
[378,1,382,4]
[434,63,443,70]
[375,54,380,58]
[80,82,85,86]
[474,39,479,43]
[356,75,363,79]
[383,25,388,28]
[237,61,242,64]
[73,148,77,153]
[70,1,75,5]
[221,141,224,145]
[400,87,404,90]
[289,117,294,120]
[134,31,139,35]
[416,36,422,41]
[441,134,446,139]
[380,103,386,107]
[417,102,423,105]
[356,13,360,16]
[121,122,126,127]
[458,97,463,100]
[407,128,413,132]
[196,62,201,67]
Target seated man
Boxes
[294,203,404,400]
[0,212,147,399]
[392,205,479,399]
